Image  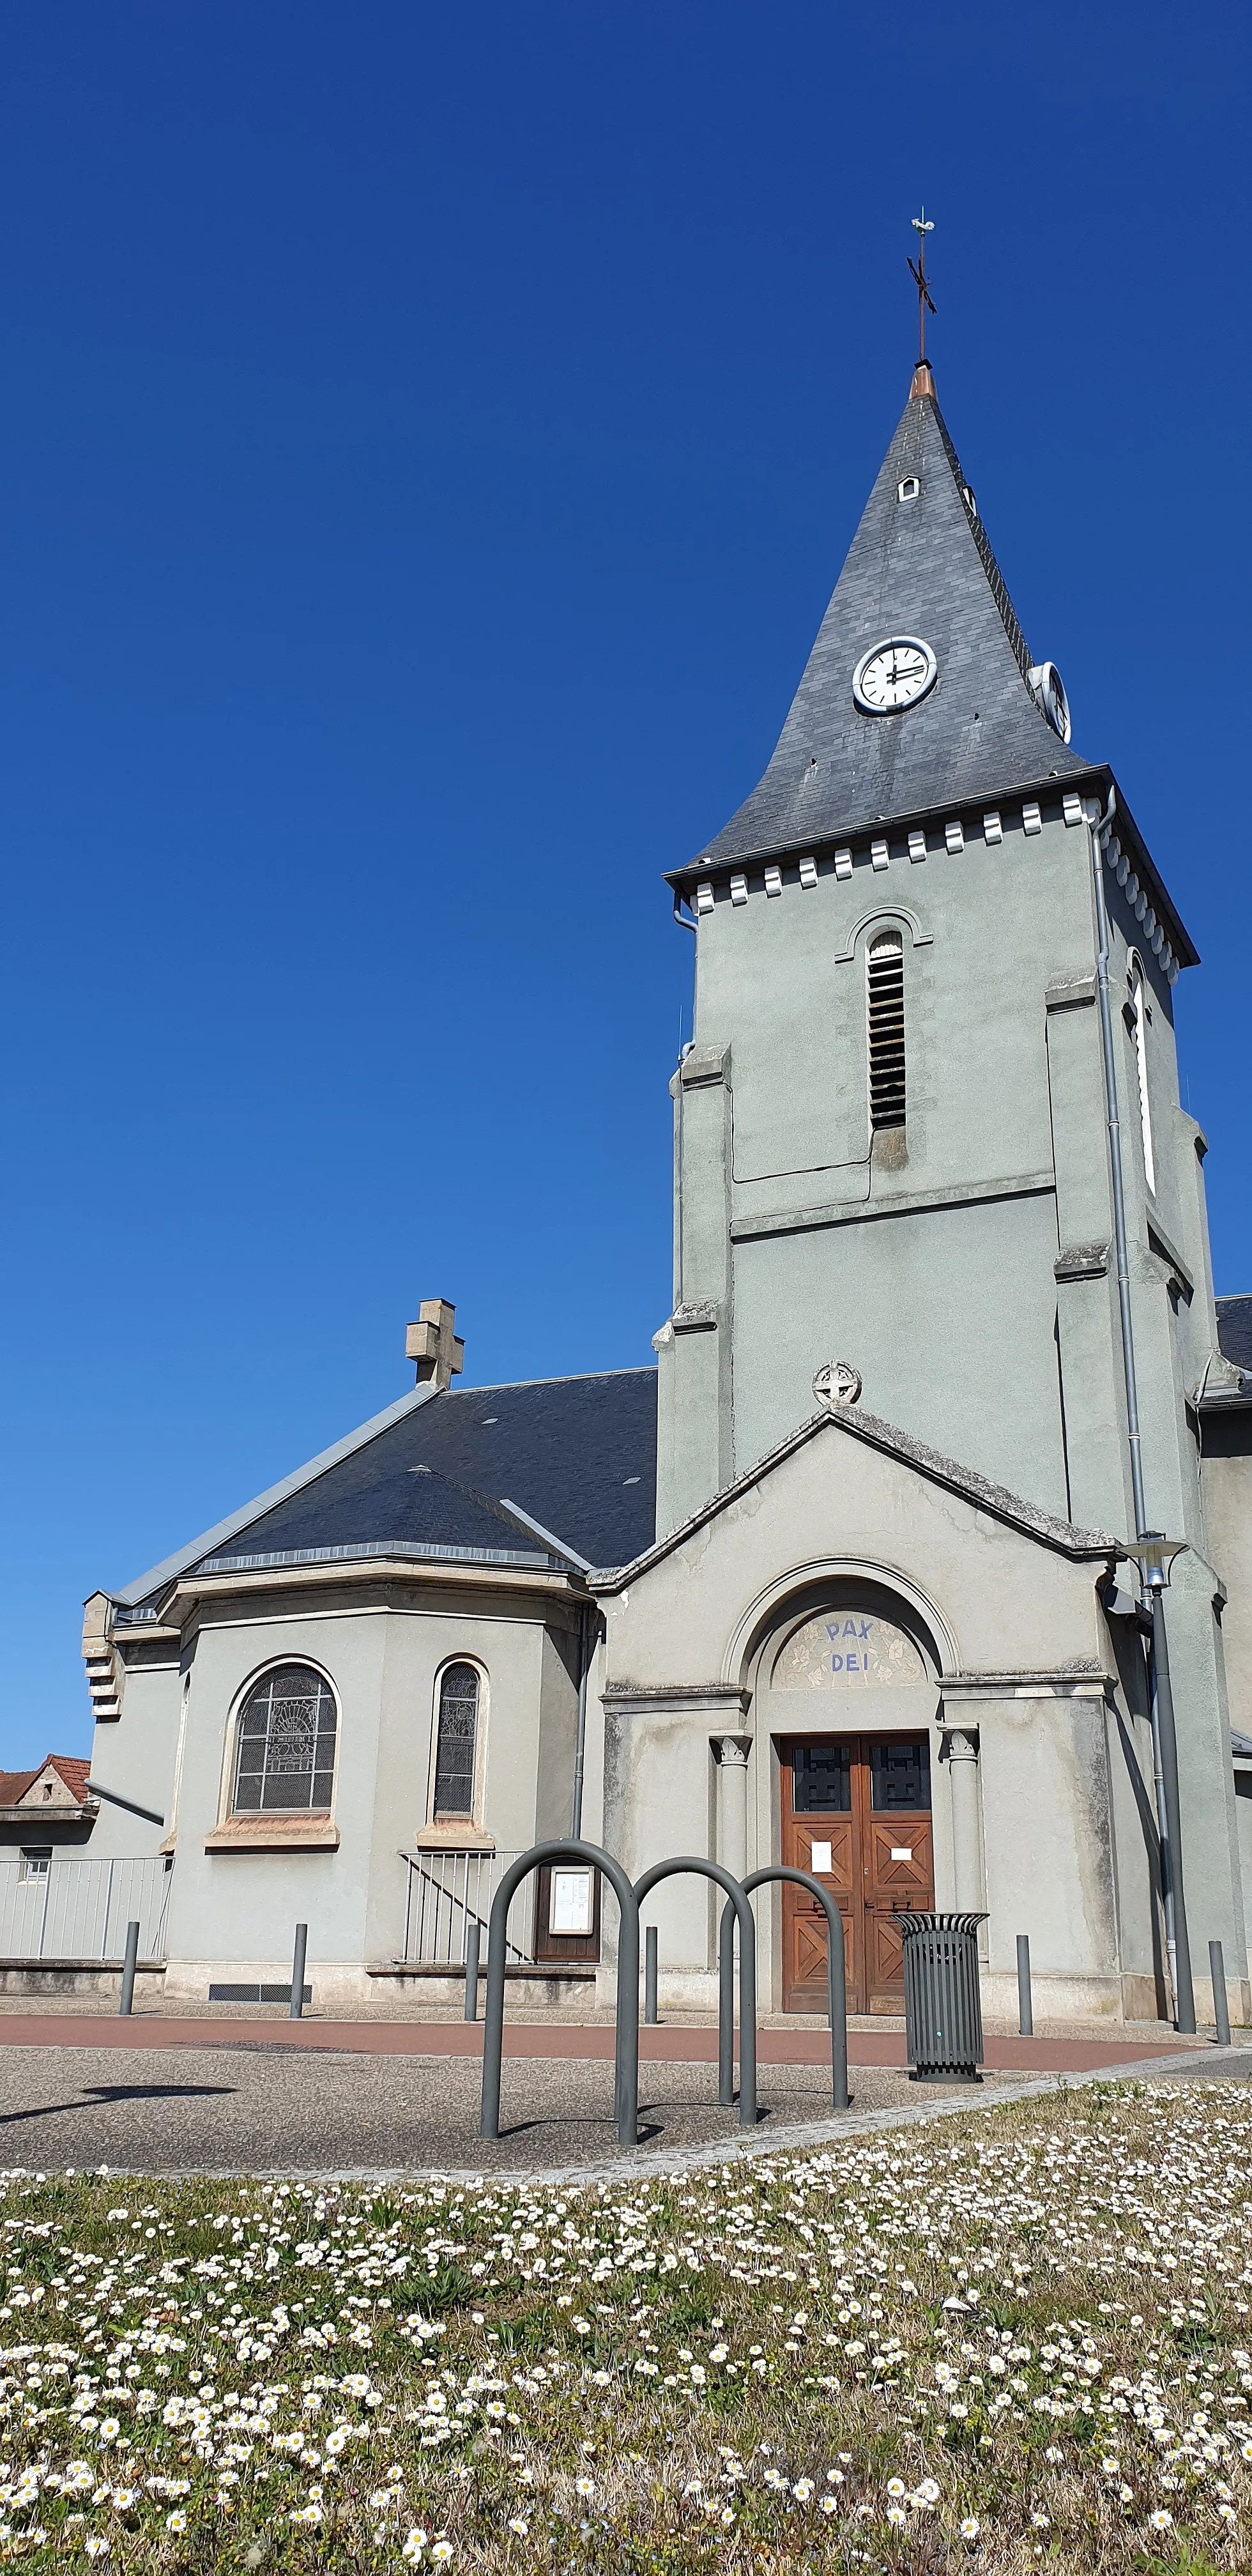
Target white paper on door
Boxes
[549,1868,594,1934]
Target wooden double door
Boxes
[780,1735,934,2013]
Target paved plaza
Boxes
[0,2012,1241,2177]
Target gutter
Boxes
[668,765,1198,971]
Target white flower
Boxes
[886,2478,906,2497]
[84,2545,109,2563]
[165,2512,188,2533]
[402,2531,429,2563]
[1149,2510,1173,2530]
[959,2517,979,2540]
[430,2546,454,2564]
[575,2476,595,2497]
[820,2496,838,2516]
[887,2505,907,2527]
[508,2518,528,2536]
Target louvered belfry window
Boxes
[867,930,906,1130]
[433,1663,480,1819]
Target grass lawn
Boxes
[0,2078,1248,2572]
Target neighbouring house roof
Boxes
[0,1756,93,1812]
[592,1399,1122,1595]
[114,1370,659,1609]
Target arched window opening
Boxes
[233,1666,337,1816]
[433,1663,480,1820]
[867,931,906,1130]
[1130,963,1156,1194]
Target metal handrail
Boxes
[401,1849,529,1966]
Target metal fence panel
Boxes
[0,1857,173,1963]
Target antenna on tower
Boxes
[908,208,936,365]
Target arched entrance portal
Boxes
[767,1596,938,2014]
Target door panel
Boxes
[781,1736,934,2013]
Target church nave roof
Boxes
[112,1367,659,1609]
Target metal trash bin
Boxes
[899,1911,987,2083]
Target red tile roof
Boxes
[0,1756,92,1810]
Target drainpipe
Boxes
[570,1602,594,1839]
[1088,792,1195,2034]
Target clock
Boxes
[1028,660,1072,745]
[853,635,938,714]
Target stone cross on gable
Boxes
[405,1298,465,1392]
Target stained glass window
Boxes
[433,1663,480,1819]
[233,1666,337,1814]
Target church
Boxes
[75,356,1252,2029]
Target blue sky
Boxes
[2,1,1248,1762]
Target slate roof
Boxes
[593,1397,1120,1597]
[1216,1296,1252,1379]
[691,373,1097,871]
[148,1370,659,1590]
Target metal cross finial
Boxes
[908,208,936,364]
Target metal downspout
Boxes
[570,1602,592,1839]
[1088,793,1195,2032]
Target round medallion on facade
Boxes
[852,635,937,714]
[813,1360,862,1410]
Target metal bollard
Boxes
[290,1922,308,2021]
[645,1924,659,2025]
[901,1912,987,2083]
[464,1923,481,2023]
[118,1920,140,2018]
[1209,1938,1232,2049]
[1016,1933,1034,2037]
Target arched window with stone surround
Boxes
[432,1662,481,1820]
[232,1665,337,1816]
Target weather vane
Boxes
[908,208,936,364]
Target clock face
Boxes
[1030,660,1072,745]
[853,635,938,714]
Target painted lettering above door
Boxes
[772,1611,926,1690]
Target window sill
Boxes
[413,1823,495,1853]
[204,1814,340,1853]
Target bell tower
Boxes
[653,362,1221,1583]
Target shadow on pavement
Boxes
[0,2083,236,2127]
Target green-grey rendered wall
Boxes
[655,788,1248,2009]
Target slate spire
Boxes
[694,374,1095,870]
